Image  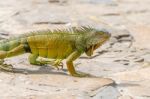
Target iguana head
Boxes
[85,29,111,56]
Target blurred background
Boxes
[0,0,150,48]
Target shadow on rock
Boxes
[117,83,141,87]
[1,66,68,76]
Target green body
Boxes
[0,27,111,77]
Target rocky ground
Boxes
[0,0,150,99]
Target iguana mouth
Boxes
[85,39,107,56]
[85,44,98,56]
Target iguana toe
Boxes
[72,72,90,77]
[0,64,14,72]
[52,61,63,70]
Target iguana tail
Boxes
[0,38,30,59]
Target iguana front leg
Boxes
[66,50,88,77]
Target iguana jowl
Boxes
[0,27,111,77]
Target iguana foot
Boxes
[0,60,14,72]
[36,58,63,69]
[72,72,90,77]
[52,59,63,70]
[0,64,13,72]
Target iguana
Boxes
[0,26,111,77]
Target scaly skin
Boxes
[0,27,111,77]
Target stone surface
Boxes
[111,67,150,98]
[92,86,120,99]
[118,95,133,99]
[0,70,114,98]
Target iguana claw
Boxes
[37,58,63,69]
[0,64,14,72]
[52,59,63,70]
[0,60,13,72]
[72,72,90,77]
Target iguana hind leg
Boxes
[0,59,13,71]
[0,44,25,71]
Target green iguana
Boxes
[0,26,111,77]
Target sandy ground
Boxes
[0,0,150,99]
